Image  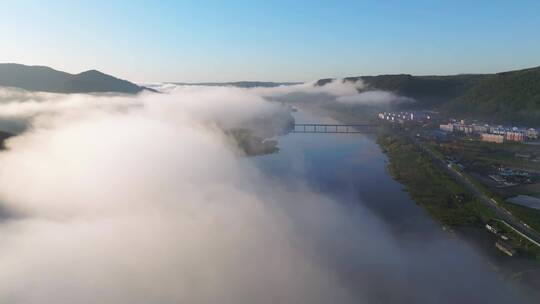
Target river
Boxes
[252,108,538,303]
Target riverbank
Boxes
[377,125,540,259]
[227,128,279,156]
[377,125,495,227]
[278,105,540,300]
[254,106,540,303]
[376,124,540,297]
[314,100,540,254]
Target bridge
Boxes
[292,123,376,133]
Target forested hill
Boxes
[353,74,484,108]
[317,66,540,124]
[0,63,150,94]
[443,66,540,124]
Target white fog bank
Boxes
[0,84,526,304]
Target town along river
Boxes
[251,108,538,303]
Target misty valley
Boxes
[0,70,536,303]
[0,74,538,303]
[1,2,540,301]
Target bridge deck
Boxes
[292,123,376,133]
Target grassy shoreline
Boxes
[376,125,495,227]
[293,104,540,259]
[376,125,540,260]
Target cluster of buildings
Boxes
[439,120,539,143]
[377,111,539,145]
[485,223,515,256]
[489,166,534,187]
[378,111,435,124]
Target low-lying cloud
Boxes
[251,79,364,97]
[336,90,413,106]
[246,78,413,107]
[0,85,362,304]
[0,84,530,303]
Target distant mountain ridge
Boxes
[316,66,540,125]
[170,81,300,88]
[0,63,150,94]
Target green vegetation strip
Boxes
[377,126,540,259]
[377,127,495,227]
[503,203,540,233]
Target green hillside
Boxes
[443,66,540,125]
[356,74,483,108]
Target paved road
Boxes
[410,135,540,248]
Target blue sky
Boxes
[1,0,539,82]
